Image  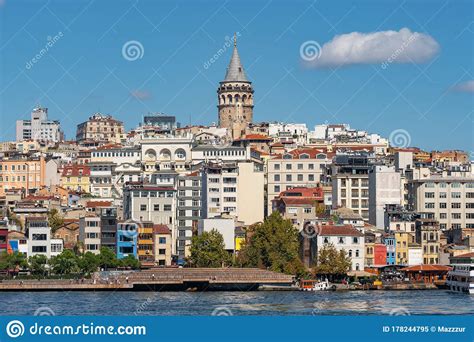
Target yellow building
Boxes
[395,232,414,265]
[0,156,45,196]
[153,224,172,266]
[60,164,90,193]
[138,222,154,263]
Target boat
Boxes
[446,252,474,295]
[299,279,331,291]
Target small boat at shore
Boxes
[299,279,332,291]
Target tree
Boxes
[98,247,117,270]
[313,243,351,277]
[77,252,100,275]
[0,252,28,274]
[237,212,305,276]
[189,229,231,267]
[28,254,48,276]
[48,208,64,233]
[118,255,140,269]
[49,249,78,275]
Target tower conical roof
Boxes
[223,34,249,83]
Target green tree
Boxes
[98,247,117,270]
[189,229,231,267]
[237,212,305,276]
[119,255,140,269]
[48,208,64,233]
[313,243,352,276]
[28,254,48,276]
[49,249,78,275]
[77,252,100,275]
[0,252,28,274]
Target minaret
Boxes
[217,33,254,140]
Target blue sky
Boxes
[0,0,473,153]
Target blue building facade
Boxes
[383,235,396,265]
[116,222,138,259]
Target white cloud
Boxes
[452,80,474,93]
[305,28,440,68]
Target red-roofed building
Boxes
[272,187,325,232]
[315,224,365,271]
[60,164,90,193]
[233,133,273,154]
[400,264,451,284]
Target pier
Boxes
[0,268,294,291]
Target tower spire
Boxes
[233,32,237,47]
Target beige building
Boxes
[415,218,441,264]
[266,148,329,215]
[153,224,172,266]
[79,216,101,254]
[408,176,474,230]
[76,113,124,144]
[0,156,46,196]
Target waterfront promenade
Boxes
[0,268,294,291]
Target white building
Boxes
[198,217,236,251]
[50,238,64,257]
[202,161,264,225]
[140,135,193,174]
[26,217,51,258]
[368,166,402,229]
[16,107,63,142]
[316,224,365,271]
[79,216,101,254]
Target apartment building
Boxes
[267,148,329,215]
[137,221,154,263]
[140,135,193,174]
[201,161,264,226]
[153,224,172,266]
[16,107,63,142]
[176,171,201,259]
[408,176,474,230]
[415,218,441,264]
[332,153,373,220]
[79,216,101,254]
[100,206,118,253]
[60,164,90,193]
[368,165,402,229]
[76,113,124,144]
[315,224,365,271]
[123,183,176,254]
[26,217,51,258]
[116,221,138,259]
[0,156,45,196]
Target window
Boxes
[286,175,292,182]
[159,249,166,255]
[153,204,160,211]
[304,208,312,214]
[353,237,359,244]
[425,203,435,209]
[451,192,461,199]
[274,164,280,171]
[285,164,292,170]
[439,192,447,198]
[308,164,314,170]
[140,204,147,211]
[297,174,303,181]
[425,192,435,198]
[159,237,167,244]
[355,249,359,257]
[32,246,47,253]
[297,164,303,170]
[323,237,329,244]
[164,205,172,211]
[308,174,314,181]
[338,237,345,244]
[439,203,447,209]
[274,185,280,193]
[451,203,461,209]
[274,174,280,182]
